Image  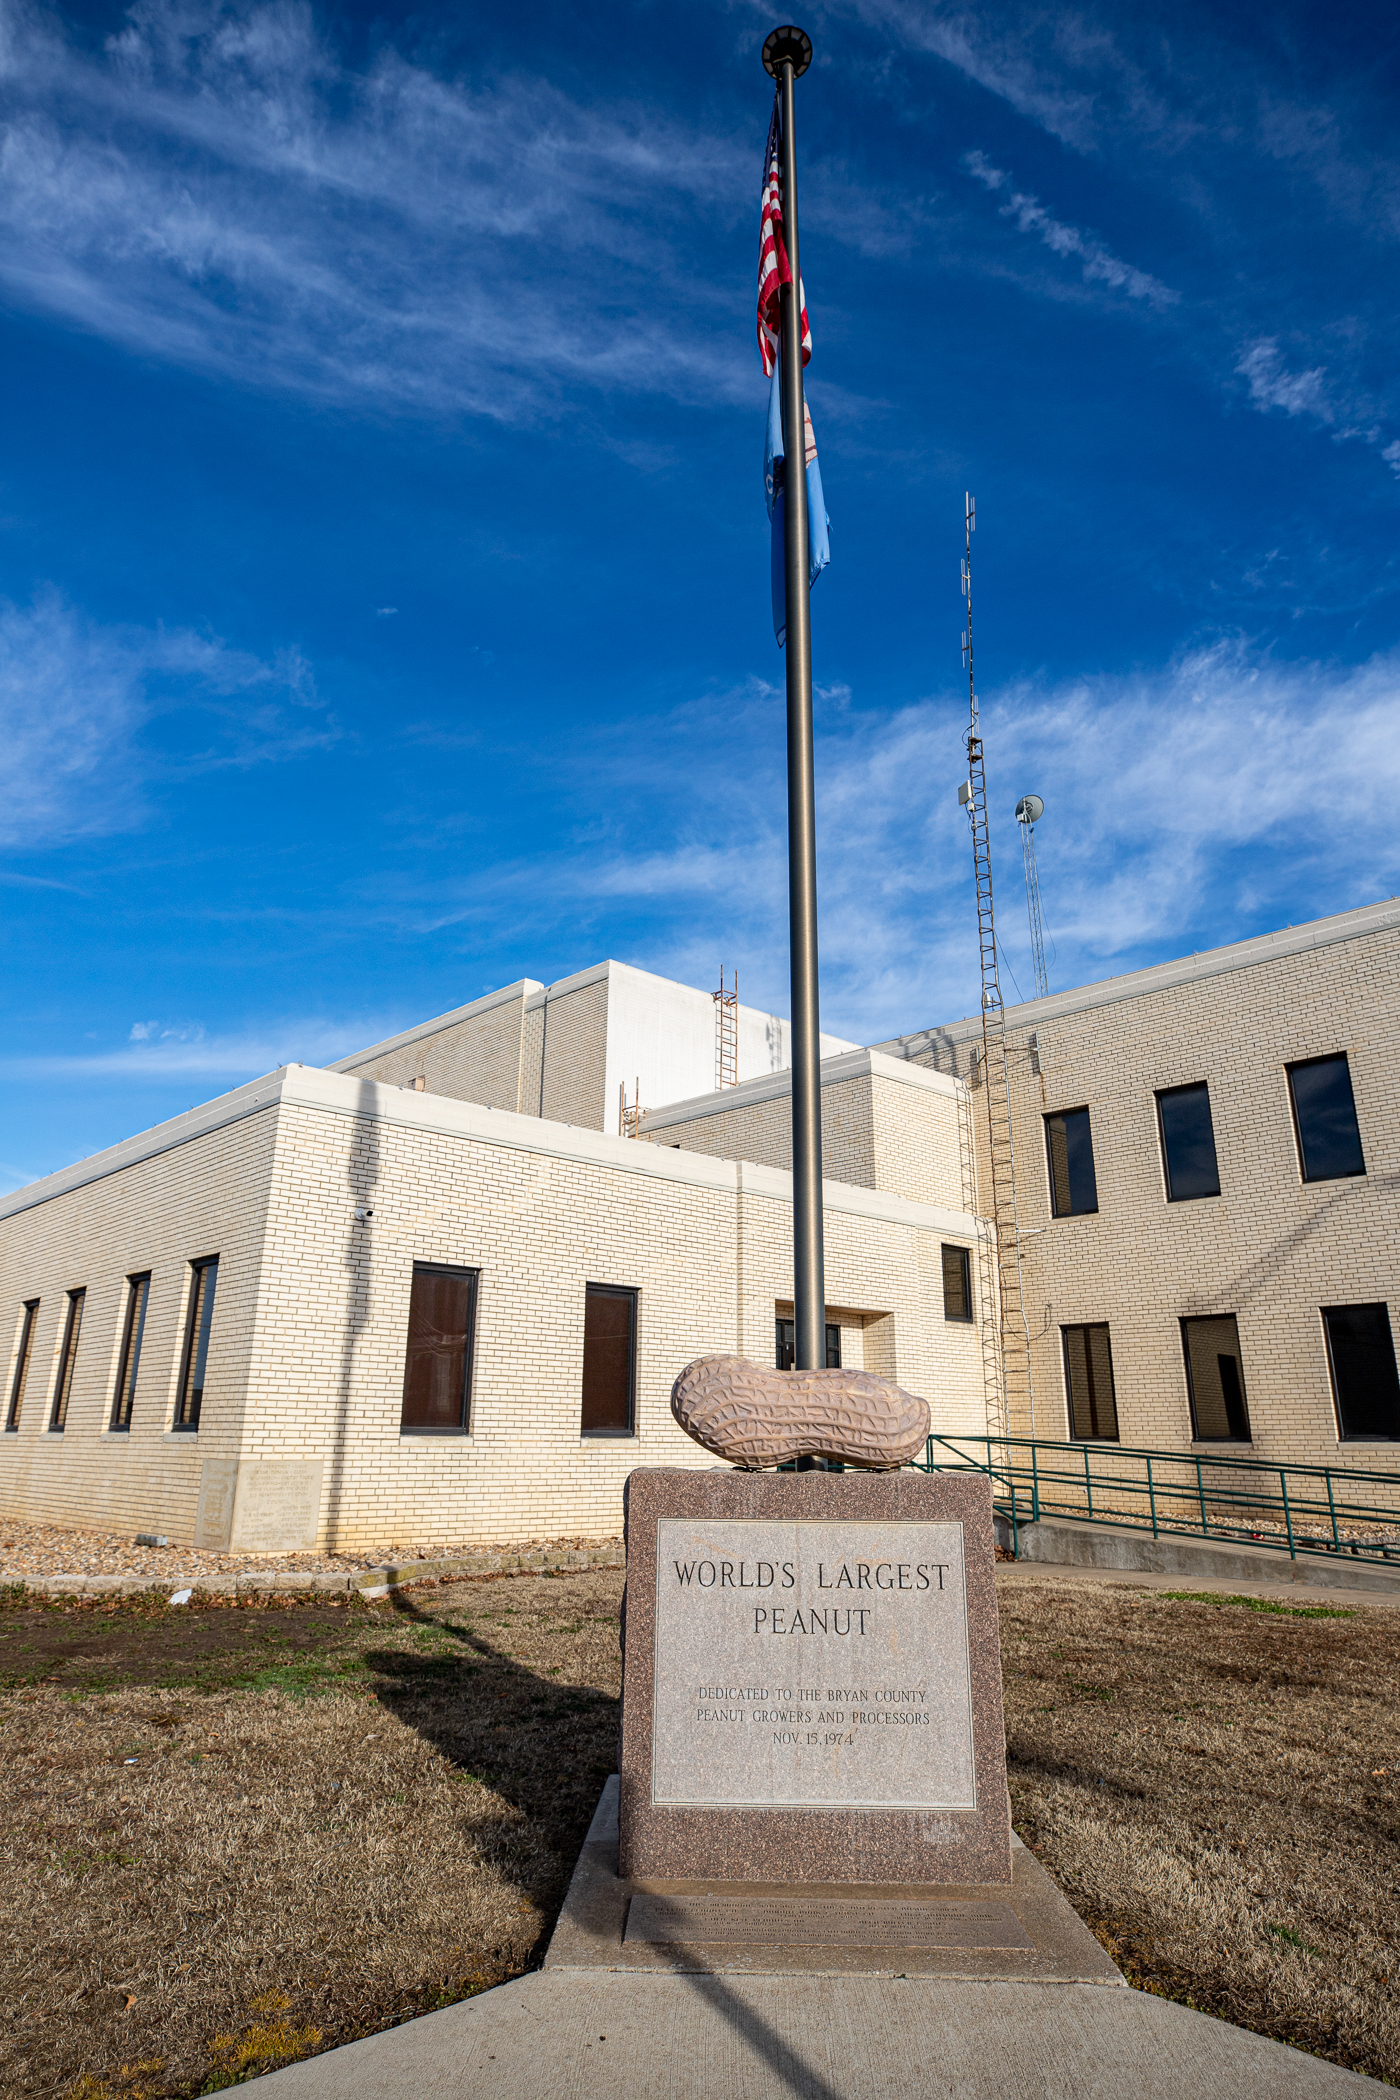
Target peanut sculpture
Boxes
[671,1354,930,1471]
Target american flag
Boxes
[756,95,811,377]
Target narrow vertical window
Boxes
[941,1245,973,1322]
[1045,1108,1099,1217]
[1062,1324,1119,1441]
[775,1319,842,1369]
[400,1263,478,1433]
[1156,1083,1221,1201]
[175,1258,219,1431]
[1181,1315,1251,1441]
[50,1289,86,1432]
[1288,1055,1365,1182]
[6,1300,39,1432]
[582,1283,637,1435]
[110,1274,150,1432]
[1322,1304,1400,1441]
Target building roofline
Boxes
[874,896,1400,1057]
[639,1047,962,1131]
[0,1063,981,1243]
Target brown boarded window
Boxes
[174,1258,218,1431]
[400,1264,478,1434]
[1181,1315,1251,1442]
[7,1300,39,1432]
[941,1245,973,1322]
[582,1284,637,1435]
[110,1274,150,1433]
[50,1289,85,1432]
[1062,1323,1119,1441]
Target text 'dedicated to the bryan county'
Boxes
[651,1518,976,1810]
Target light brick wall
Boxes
[0,1070,990,1549]
[638,1053,966,1208]
[891,916,1400,1474]
[0,1101,281,1544]
[343,992,528,1110]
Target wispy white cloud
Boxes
[0,1012,391,1082]
[309,642,1400,1044]
[0,587,330,850]
[1236,338,1333,423]
[0,0,758,417]
[963,150,1178,308]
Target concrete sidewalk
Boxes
[252,1777,1388,2097]
[253,1967,1384,2097]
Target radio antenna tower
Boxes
[1015,795,1049,1000]
[959,495,1035,1438]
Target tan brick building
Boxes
[874,898,1400,1469]
[4,901,1396,1554]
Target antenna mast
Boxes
[960,495,1035,1438]
[1015,796,1050,1001]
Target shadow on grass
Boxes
[359,1580,621,1877]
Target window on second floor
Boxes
[1181,1314,1251,1442]
[941,1245,973,1322]
[174,1258,218,1431]
[776,1318,842,1369]
[50,1289,85,1432]
[110,1274,151,1433]
[1288,1054,1366,1183]
[6,1300,39,1432]
[1045,1107,1099,1217]
[1062,1323,1119,1442]
[1156,1083,1221,1201]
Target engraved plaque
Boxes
[651,1518,975,1811]
[625,1894,1032,1950]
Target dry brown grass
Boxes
[1001,1580,1400,2086]
[3,1568,1398,2096]
[1,1570,623,2099]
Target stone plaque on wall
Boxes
[620,1469,1010,1887]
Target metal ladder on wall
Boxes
[961,494,1036,1438]
[955,1073,1007,1438]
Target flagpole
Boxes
[763,24,826,1401]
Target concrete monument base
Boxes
[550,1776,1122,1985]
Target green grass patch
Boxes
[1157,1590,1356,1619]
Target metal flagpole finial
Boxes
[763,24,812,76]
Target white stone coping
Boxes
[639,1048,964,1131]
[328,976,545,1072]
[876,896,1400,1056]
[0,1064,984,1245]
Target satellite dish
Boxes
[1015,794,1044,825]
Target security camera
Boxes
[354,1206,374,1222]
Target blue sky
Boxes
[2,0,1399,1188]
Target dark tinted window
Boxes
[1323,1304,1400,1440]
[111,1273,150,1432]
[1288,1056,1365,1182]
[1045,1108,1098,1217]
[7,1300,39,1432]
[941,1245,973,1322]
[582,1284,637,1434]
[175,1258,218,1430]
[1062,1324,1119,1441]
[1156,1083,1221,1201]
[50,1289,85,1432]
[776,1319,842,1369]
[401,1263,478,1434]
[1182,1315,1251,1441]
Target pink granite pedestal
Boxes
[620,1467,1012,1888]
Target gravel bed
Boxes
[0,1518,619,1584]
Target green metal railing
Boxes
[916,1433,1400,1570]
